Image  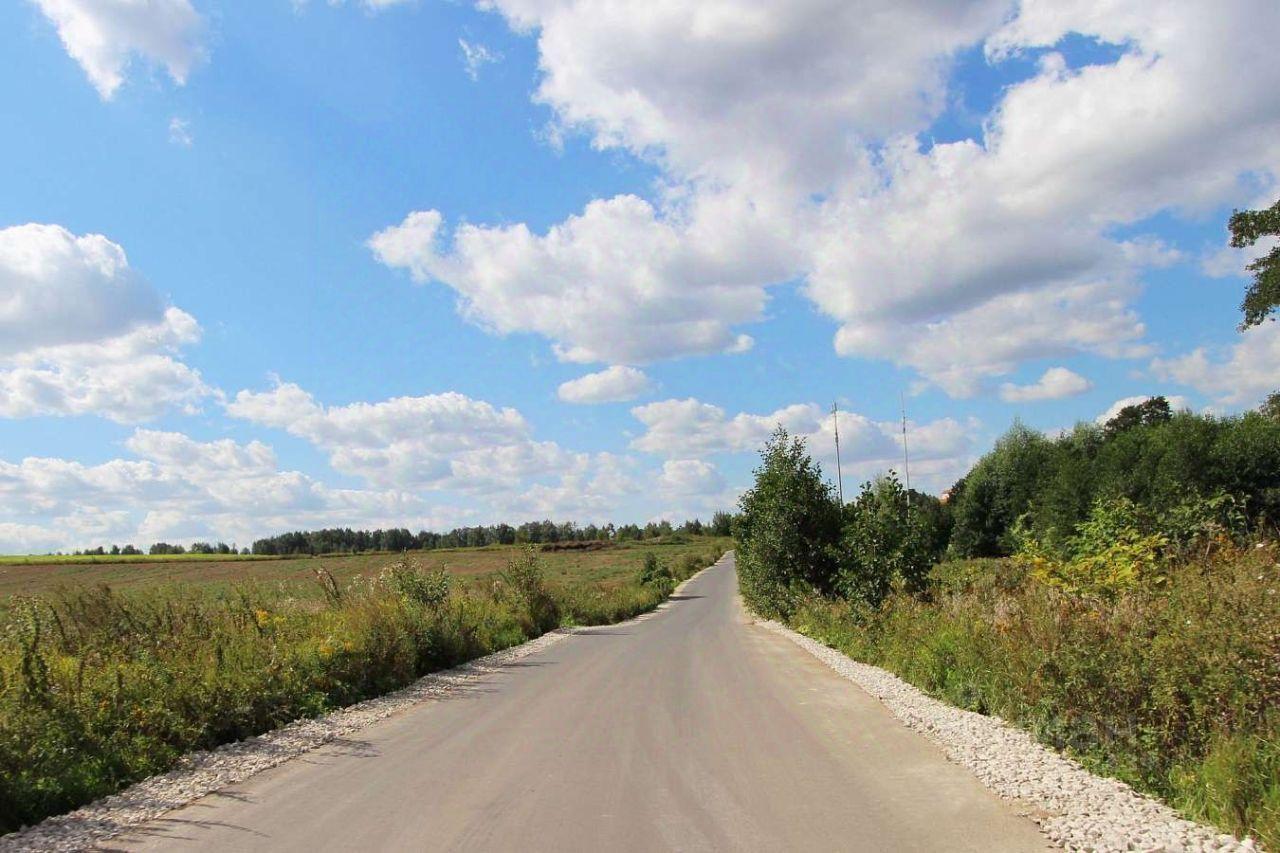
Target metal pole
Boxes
[832,402,845,505]
[900,392,911,515]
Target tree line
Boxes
[736,397,1280,616]
[249,512,734,556]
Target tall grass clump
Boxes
[0,545,723,834]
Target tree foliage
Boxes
[735,429,841,616]
[1228,197,1280,329]
[949,409,1280,558]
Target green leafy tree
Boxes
[1103,396,1173,438]
[1260,391,1280,421]
[835,474,945,606]
[1228,197,1280,328]
[735,428,841,616]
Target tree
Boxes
[709,510,734,537]
[1228,197,1280,328]
[1260,391,1280,421]
[1104,396,1172,438]
[735,428,841,615]
[835,474,945,606]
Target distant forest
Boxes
[249,512,734,556]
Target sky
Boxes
[2,0,1279,553]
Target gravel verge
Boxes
[1,558,722,852]
[756,616,1260,853]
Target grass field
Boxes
[0,538,730,603]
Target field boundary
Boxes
[0,553,728,851]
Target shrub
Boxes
[380,557,451,609]
[1017,498,1167,598]
[498,546,560,631]
[638,552,673,587]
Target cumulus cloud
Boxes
[378,0,1280,394]
[999,366,1092,403]
[1,223,165,355]
[630,397,979,493]
[226,381,558,491]
[630,398,821,457]
[368,195,789,364]
[804,0,1280,392]
[658,459,726,498]
[32,0,206,99]
[557,365,652,404]
[0,430,438,553]
[1151,322,1280,406]
[0,224,213,422]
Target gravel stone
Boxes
[756,616,1261,853]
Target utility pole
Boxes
[832,401,845,505]
[900,392,912,516]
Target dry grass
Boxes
[0,538,729,603]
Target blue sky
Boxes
[2,0,1278,552]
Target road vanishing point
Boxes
[119,553,1049,852]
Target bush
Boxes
[499,546,560,631]
[380,557,451,609]
[638,552,673,588]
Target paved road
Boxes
[117,554,1048,852]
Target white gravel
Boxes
[756,616,1261,853]
[0,561,718,852]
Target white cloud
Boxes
[630,398,821,457]
[658,458,726,498]
[402,0,1280,395]
[0,430,440,553]
[630,397,979,493]
[1151,322,1280,406]
[368,195,790,364]
[804,2,1280,391]
[227,381,561,491]
[458,38,501,81]
[1,223,164,354]
[1095,394,1194,425]
[486,0,1006,194]
[999,366,1092,403]
[168,116,193,146]
[33,0,206,99]
[0,224,213,422]
[557,365,651,404]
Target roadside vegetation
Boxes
[0,538,725,834]
[735,400,1280,846]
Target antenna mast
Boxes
[900,392,911,514]
[832,401,845,505]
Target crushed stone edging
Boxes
[755,616,1260,853]
[1,555,726,852]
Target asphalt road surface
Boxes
[117,554,1048,852]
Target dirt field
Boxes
[0,538,732,602]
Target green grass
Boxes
[0,537,727,834]
[785,545,1280,847]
